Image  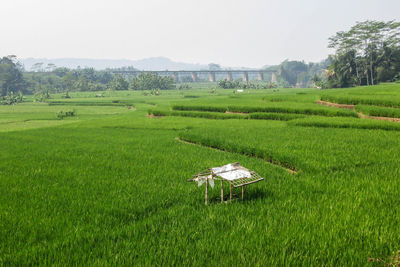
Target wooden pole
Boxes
[220,180,224,203]
[242,185,245,200]
[230,182,233,201]
[205,177,209,205]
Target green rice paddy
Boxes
[1,83,400,265]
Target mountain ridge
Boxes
[20,57,268,71]
[20,57,210,71]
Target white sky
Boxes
[1,0,399,67]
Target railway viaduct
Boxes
[111,70,277,83]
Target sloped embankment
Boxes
[176,135,299,174]
[317,100,400,122]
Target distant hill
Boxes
[20,57,209,71]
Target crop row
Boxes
[172,104,358,117]
[320,95,400,108]
[148,110,305,121]
[288,116,400,131]
[355,105,400,118]
[178,132,298,172]
[149,110,246,120]
[249,112,305,120]
[48,100,132,107]
[172,105,227,113]
[262,93,317,103]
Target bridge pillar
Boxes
[227,72,232,81]
[172,72,179,83]
[209,72,216,82]
[191,72,198,82]
[243,71,248,82]
[271,72,277,83]
[258,72,264,81]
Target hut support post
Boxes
[205,177,209,205]
[242,185,245,200]
[230,182,233,201]
[220,180,224,203]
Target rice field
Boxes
[1,83,400,265]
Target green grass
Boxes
[172,104,228,113]
[247,112,305,121]
[320,94,400,107]
[320,83,400,107]
[0,102,135,132]
[227,105,358,117]
[288,116,400,131]
[48,101,128,106]
[171,102,358,117]
[149,109,304,121]
[355,105,400,118]
[149,109,247,120]
[1,84,400,265]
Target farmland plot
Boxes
[1,84,400,265]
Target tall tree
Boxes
[328,20,400,87]
[108,74,129,90]
[0,56,25,96]
[278,60,309,86]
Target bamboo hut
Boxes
[189,163,264,205]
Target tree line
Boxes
[218,79,276,89]
[269,59,330,88]
[0,59,175,98]
[327,20,400,88]
[261,20,399,88]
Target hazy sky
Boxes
[1,0,399,67]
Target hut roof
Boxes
[190,163,264,188]
[211,163,252,180]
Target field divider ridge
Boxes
[175,137,298,174]
[317,100,400,122]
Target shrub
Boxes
[1,91,23,105]
[61,91,71,99]
[130,72,175,90]
[148,110,167,117]
[56,110,76,119]
[178,84,191,90]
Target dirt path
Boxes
[357,112,400,122]
[176,137,298,174]
[225,111,249,115]
[316,100,400,123]
[316,100,355,110]
[146,114,164,118]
